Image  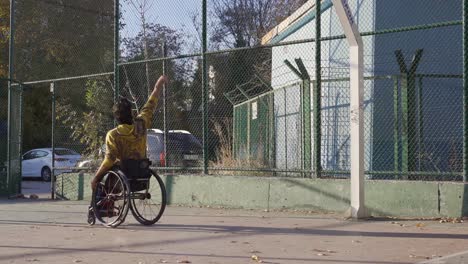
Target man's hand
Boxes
[149,75,168,99]
[155,75,168,91]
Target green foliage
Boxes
[0,0,115,152]
[56,79,113,156]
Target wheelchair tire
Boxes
[91,171,130,228]
[129,170,167,225]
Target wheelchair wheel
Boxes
[129,170,167,225]
[91,171,130,228]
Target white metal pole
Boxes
[331,0,368,218]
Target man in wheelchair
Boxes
[90,75,168,219]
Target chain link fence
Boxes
[3,0,467,195]
[0,79,8,196]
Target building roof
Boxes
[261,0,332,45]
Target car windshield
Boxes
[54,149,79,156]
[168,133,202,148]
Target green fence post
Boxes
[464,0,468,182]
[18,84,22,194]
[202,0,208,174]
[7,0,15,196]
[114,0,120,110]
[418,77,424,171]
[296,59,311,177]
[50,82,56,199]
[395,50,423,179]
[315,0,322,178]
[162,41,167,167]
[393,76,400,178]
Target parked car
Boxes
[22,148,81,181]
[147,129,203,168]
[77,129,203,170]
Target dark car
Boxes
[147,129,203,168]
[77,129,203,170]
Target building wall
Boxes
[372,0,462,173]
[270,0,376,173]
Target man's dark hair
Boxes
[113,97,133,125]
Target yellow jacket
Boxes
[101,95,159,170]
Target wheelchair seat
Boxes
[119,159,152,192]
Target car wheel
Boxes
[41,167,51,182]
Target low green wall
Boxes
[56,173,468,218]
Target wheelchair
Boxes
[87,159,167,228]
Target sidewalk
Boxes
[0,199,467,264]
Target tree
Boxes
[0,0,8,78]
[189,0,308,162]
[126,0,154,97]
[0,0,115,152]
[210,0,308,48]
[121,22,192,131]
[56,79,113,157]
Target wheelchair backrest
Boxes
[120,159,152,180]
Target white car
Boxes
[22,148,81,181]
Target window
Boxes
[23,151,35,160]
[35,151,49,158]
[54,149,79,156]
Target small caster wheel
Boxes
[87,206,96,225]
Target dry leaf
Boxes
[416,223,425,228]
[177,261,191,263]
[251,255,259,261]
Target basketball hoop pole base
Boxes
[331,0,369,219]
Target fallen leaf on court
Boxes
[73,260,82,263]
[177,260,191,263]
[251,255,264,262]
[415,223,425,228]
[230,241,237,243]
[409,254,429,259]
[25,259,39,262]
[439,217,463,223]
[250,250,261,253]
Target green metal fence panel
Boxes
[0,80,8,196]
[7,83,22,196]
[3,0,466,183]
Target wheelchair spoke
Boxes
[109,176,122,195]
